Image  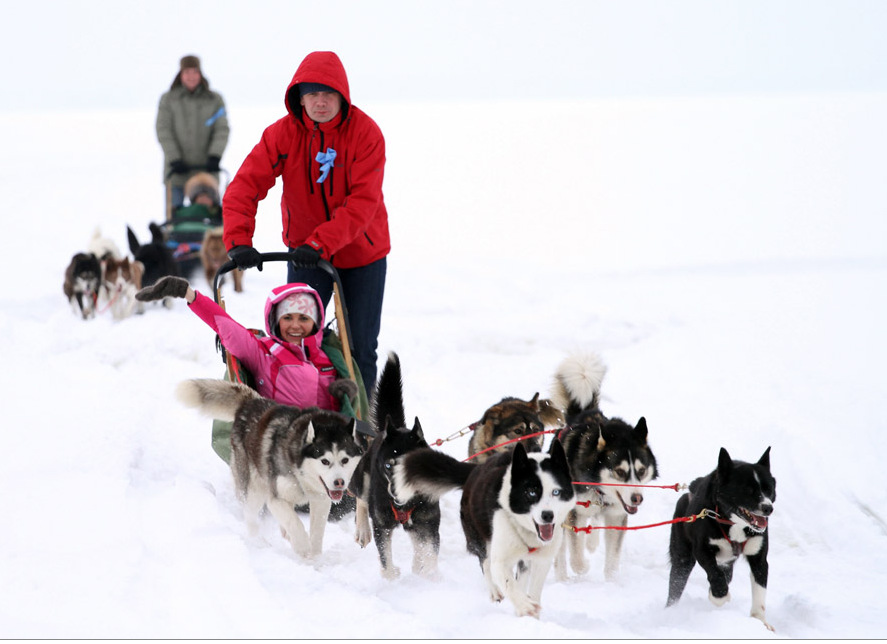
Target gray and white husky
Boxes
[176,379,364,558]
[549,351,659,581]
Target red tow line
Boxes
[566,508,726,534]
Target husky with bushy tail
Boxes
[176,378,363,558]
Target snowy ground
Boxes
[1,94,885,638]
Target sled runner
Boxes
[209,253,371,463]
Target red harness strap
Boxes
[391,503,415,525]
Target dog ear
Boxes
[305,420,316,443]
[717,447,733,482]
[511,441,529,467]
[149,222,166,243]
[634,417,648,442]
[127,226,140,254]
[411,416,425,441]
[528,392,540,408]
[548,437,568,468]
[757,446,772,470]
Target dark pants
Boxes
[288,256,386,397]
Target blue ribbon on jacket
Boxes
[205,107,226,127]
[315,148,337,183]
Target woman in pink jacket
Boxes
[136,275,356,411]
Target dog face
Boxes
[64,252,102,318]
[587,417,658,515]
[470,394,557,462]
[500,441,575,543]
[715,446,776,533]
[104,257,142,290]
[298,418,364,503]
[379,416,428,473]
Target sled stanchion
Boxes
[333,280,357,384]
[165,179,172,224]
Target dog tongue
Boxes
[328,489,344,502]
[750,513,768,529]
[536,522,555,542]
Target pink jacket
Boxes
[189,283,338,410]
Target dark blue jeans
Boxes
[288,256,386,397]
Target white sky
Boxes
[3,0,887,112]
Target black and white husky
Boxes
[176,379,364,558]
[394,440,575,618]
[667,447,776,631]
[347,352,441,580]
[549,351,659,581]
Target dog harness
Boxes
[390,503,415,525]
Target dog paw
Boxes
[570,555,589,576]
[381,565,401,580]
[512,594,542,619]
[413,559,441,581]
[709,590,731,607]
[752,609,774,631]
[355,528,372,548]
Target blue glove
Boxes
[227,245,263,271]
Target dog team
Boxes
[178,349,777,630]
[63,173,241,320]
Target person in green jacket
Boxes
[156,55,229,210]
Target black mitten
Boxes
[136,276,190,301]
[228,245,263,271]
[206,155,221,172]
[169,159,187,175]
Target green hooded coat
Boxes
[156,81,229,189]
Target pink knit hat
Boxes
[275,292,319,327]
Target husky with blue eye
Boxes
[394,440,575,618]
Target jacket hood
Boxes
[264,283,326,344]
[285,51,351,121]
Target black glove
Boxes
[291,244,321,267]
[169,159,187,175]
[228,245,263,271]
[136,276,190,301]
[206,155,221,172]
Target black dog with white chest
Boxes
[348,352,441,580]
[667,446,776,631]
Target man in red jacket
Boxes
[222,51,389,396]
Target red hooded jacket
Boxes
[222,51,390,269]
